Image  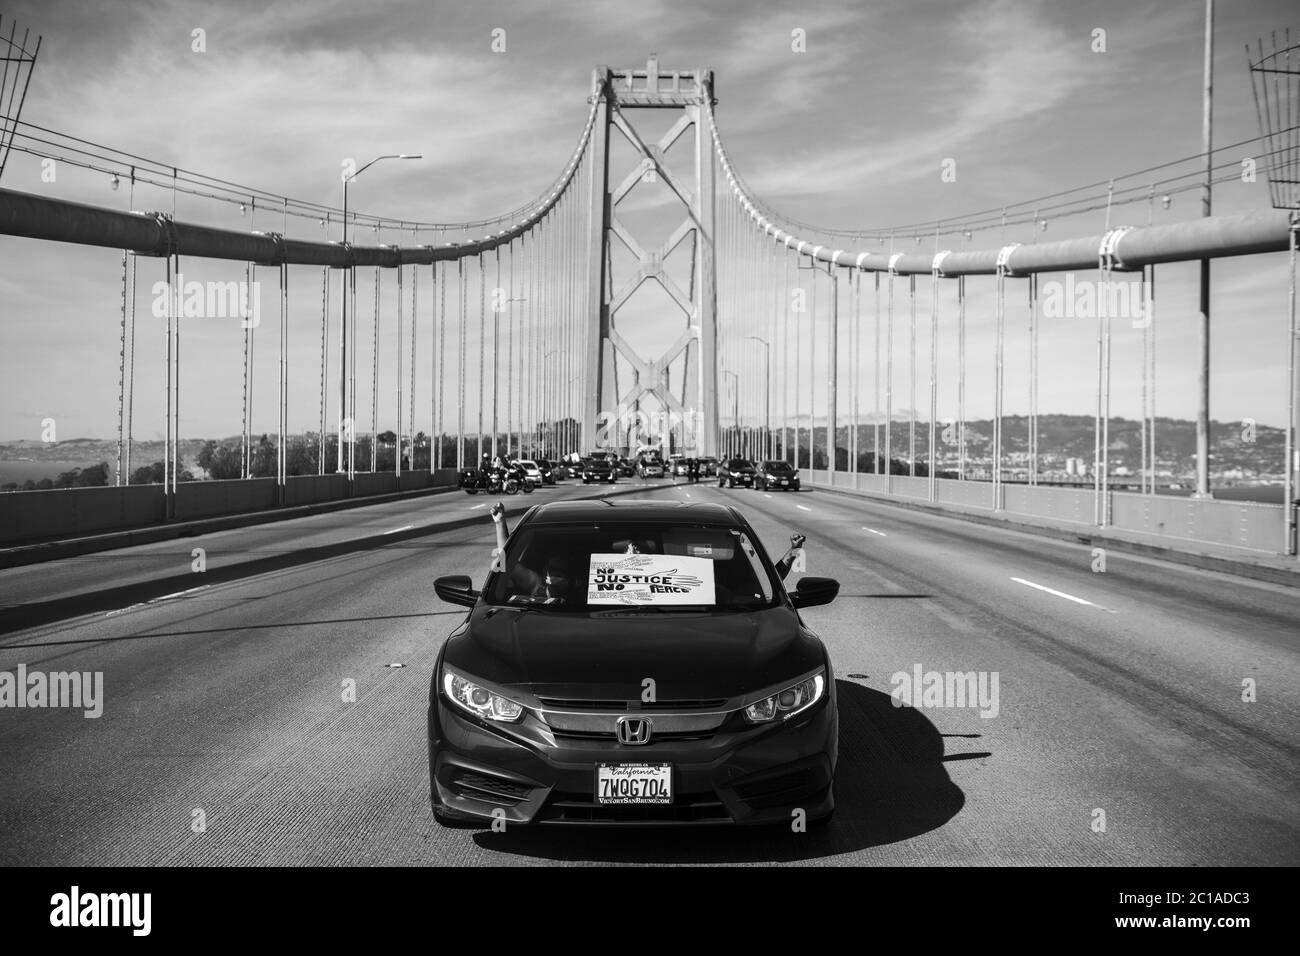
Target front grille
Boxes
[537,697,628,710]
[536,697,727,712]
[550,728,715,742]
[449,770,534,806]
[539,791,731,824]
[541,709,728,736]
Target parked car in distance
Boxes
[697,456,719,477]
[533,458,556,485]
[668,454,688,476]
[719,458,757,488]
[615,457,637,478]
[756,460,801,492]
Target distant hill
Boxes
[0,415,1288,480]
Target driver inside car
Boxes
[507,550,579,605]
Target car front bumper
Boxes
[429,693,836,826]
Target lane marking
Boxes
[154,585,210,602]
[383,524,414,535]
[764,493,773,499]
[1011,577,1112,611]
[468,503,487,510]
[862,527,887,536]
[796,504,811,511]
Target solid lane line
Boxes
[383,525,414,535]
[1011,577,1111,611]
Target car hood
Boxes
[445,605,822,701]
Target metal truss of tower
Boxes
[581,56,718,455]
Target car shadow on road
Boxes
[468,679,966,863]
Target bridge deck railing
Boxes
[809,472,1286,555]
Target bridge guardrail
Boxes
[0,469,461,547]
[807,472,1286,555]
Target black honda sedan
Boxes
[429,500,840,826]
[719,458,757,488]
[757,460,801,492]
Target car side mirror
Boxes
[790,576,839,609]
[434,574,480,608]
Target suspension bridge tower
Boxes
[582,56,719,455]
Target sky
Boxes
[0,0,1297,446]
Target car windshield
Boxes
[484,521,778,612]
[519,460,537,469]
[728,459,754,470]
[764,461,795,474]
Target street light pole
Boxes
[338,153,421,476]
[746,336,770,460]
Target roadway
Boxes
[0,476,1296,865]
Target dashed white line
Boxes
[863,528,887,536]
[383,524,414,535]
[764,493,773,499]
[1011,577,1112,611]
[796,504,811,511]
[469,503,487,510]
[150,585,211,603]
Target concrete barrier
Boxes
[1109,491,1283,553]
[0,483,164,542]
[175,478,278,521]
[0,468,470,547]
[811,470,1289,556]
[285,474,350,507]
[1005,483,1093,525]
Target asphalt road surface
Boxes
[1,477,1296,865]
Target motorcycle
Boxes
[506,462,535,493]
[459,467,519,495]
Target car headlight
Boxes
[442,668,524,722]
[743,671,825,723]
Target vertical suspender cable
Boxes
[492,247,501,460]
[395,262,404,477]
[909,273,917,476]
[410,259,419,469]
[873,271,881,475]
[116,250,129,485]
[318,267,328,474]
[1030,272,1039,486]
[372,262,380,474]
[995,265,1006,509]
[851,266,860,475]
[125,251,137,483]
[457,257,466,471]
[929,265,939,500]
[349,263,358,478]
[278,261,287,494]
[885,265,894,490]
[478,253,486,462]
[506,240,514,460]
[436,259,447,471]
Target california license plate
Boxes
[595,763,673,804]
